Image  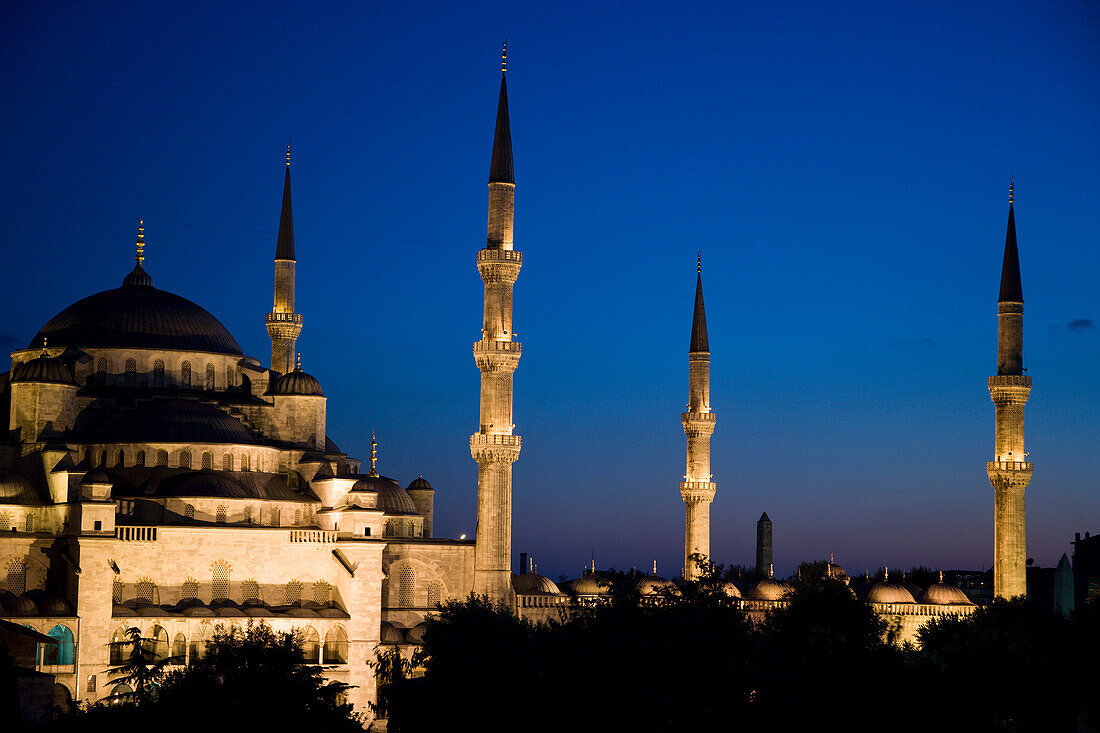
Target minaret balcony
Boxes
[988,375,1031,388]
[987,460,1033,472]
[477,249,523,264]
[470,432,522,463]
[680,481,716,502]
[473,340,522,355]
[681,411,717,423]
[266,312,303,325]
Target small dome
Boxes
[270,369,323,397]
[81,470,111,485]
[407,477,433,491]
[866,581,916,604]
[748,577,793,601]
[512,573,562,595]
[406,623,427,645]
[11,354,76,385]
[181,605,214,617]
[719,581,742,598]
[0,469,41,505]
[42,597,74,616]
[567,575,611,596]
[285,607,320,618]
[6,595,39,616]
[380,622,404,645]
[352,475,418,515]
[822,561,848,583]
[636,576,679,597]
[918,574,973,605]
[121,263,154,288]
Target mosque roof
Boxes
[108,468,312,502]
[636,576,679,596]
[11,354,76,385]
[566,575,611,596]
[918,573,973,606]
[690,267,709,353]
[866,581,916,604]
[31,267,243,356]
[512,573,563,595]
[276,156,295,261]
[747,577,793,601]
[488,47,513,185]
[270,368,323,396]
[407,477,433,491]
[350,475,418,515]
[0,469,42,505]
[96,400,262,445]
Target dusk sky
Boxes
[2,1,1097,580]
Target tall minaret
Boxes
[681,254,717,580]
[266,144,303,375]
[471,44,522,602]
[987,178,1033,600]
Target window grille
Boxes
[201,451,212,470]
[87,675,97,693]
[205,364,215,390]
[5,559,27,594]
[243,505,252,523]
[181,361,191,387]
[181,578,199,600]
[124,358,136,386]
[215,506,226,524]
[137,578,156,604]
[226,366,234,388]
[398,566,414,608]
[242,579,260,603]
[0,511,9,531]
[313,580,331,605]
[184,504,195,520]
[284,580,301,605]
[157,450,168,467]
[271,507,280,527]
[116,449,125,468]
[384,521,394,537]
[179,450,191,469]
[135,450,145,467]
[427,581,442,607]
[294,509,301,525]
[211,561,230,600]
[112,581,123,604]
[97,357,108,384]
[153,359,165,387]
[222,453,233,471]
[324,626,348,664]
[24,513,34,533]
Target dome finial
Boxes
[286,141,291,168]
[697,249,702,274]
[501,39,507,73]
[295,352,301,371]
[768,563,774,579]
[938,570,944,583]
[41,337,48,355]
[136,218,145,265]
[652,559,657,576]
[368,430,378,477]
[884,565,889,581]
[1009,175,1014,205]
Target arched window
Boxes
[242,579,260,603]
[181,361,192,388]
[43,624,75,665]
[110,626,130,665]
[0,510,10,531]
[427,581,442,607]
[189,625,211,660]
[205,364,215,390]
[294,508,301,526]
[153,360,165,387]
[211,561,230,600]
[171,632,187,662]
[270,507,281,527]
[115,449,125,468]
[222,453,233,471]
[380,578,389,605]
[284,580,302,606]
[6,559,27,594]
[151,625,169,661]
[313,581,331,605]
[299,627,320,664]
[52,683,72,715]
[215,506,227,524]
[241,454,250,472]
[135,450,145,467]
[179,450,191,469]
[112,581,123,604]
[136,578,157,605]
[24,513,35,533]
[157,450,168,467]
[324,626,348,664]
[398,566,414,608]
[243,505,252,523]
[184,504,195,520]
[201,451,213,470]
[97,357,109,385]
[124,358,136,386]
[384,521,394,538]
[226,366,235,388]
[180,578,199,600]
[110,682,132,701]
[407,521,415,537]
[98,450,107,467]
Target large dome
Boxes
[31,269,243,356]
[98,400,261,445]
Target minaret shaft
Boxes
[472,62,521,603]
[987,192,1031,600]
[681,269,716,580]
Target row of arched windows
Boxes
[108,623,348,665]
[84,447,267,472]
[383,566,444,609]
[179,503,302,526]
[0,511,36,533]
[92,357,235,390]
[117,572,333,608]
[383,520,422,538]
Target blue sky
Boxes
[2,1,1097,579]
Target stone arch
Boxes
[323,625,348,664]
[298,626,320,663]
[44,624,75,665]
[110,625,131,665]
[171,632,187,661]
[115,449,125,468]
[150,624,169,660]
[202,451,213,470]
[179,450,191,469]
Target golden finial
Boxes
[884,565,889,581]
[295,352,301,371]
[135,218,145,265]
[697,250,702,274]
[41,337,48,355]
[368,430,378,477]
[652,560,657,576]
[1008,175,1014,205]
[286,142,291,167]
[502,40,507,72]
[768,563,774,579]
[938,570,944,583]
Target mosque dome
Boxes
[822,560,849,583]
[866,579,917,604]
[512,573,562,595]
[153,472,251,499]
[81,470,111,485]
[0,469,41,505]
[748,577,793,601]
[567,575,611,596]
[270,368,323,397]
[100,400,260,445]
[31,269,243,356]
[719,581,743,598]
[918,574,973,605]
[352,475,418,515]
[5,595,39,616]
[11,354,76,385]
[407,477,433,491]
[636,576,679,597]
[406,623,427,645]
[380,622,405,645]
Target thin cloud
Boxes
[1067,318,1094,332]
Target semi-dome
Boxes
[351,475,418,515]
[567,575,611,596]
[513,573,562,595]
[866,580,917,605]
[11,354,76,385]
[270,368,323,397]
[636,576,679,597]
[380,622,405,644]
[153,472,253,499]
[0,469,41,505]
[918,573,973,605]
[99,400,261,445]
[31,272,243,356]
[748,577,793,601]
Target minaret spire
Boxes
[681,257,717,580]
[266,145,303,375]
[472,47,523,603]
[135,218,145,265]
[987,179,1032,599]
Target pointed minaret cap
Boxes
[276,144,296,261]
[758,512,770,523]
[998,177,1023,303]
[488,42,514,185]
[690,252,709,352]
